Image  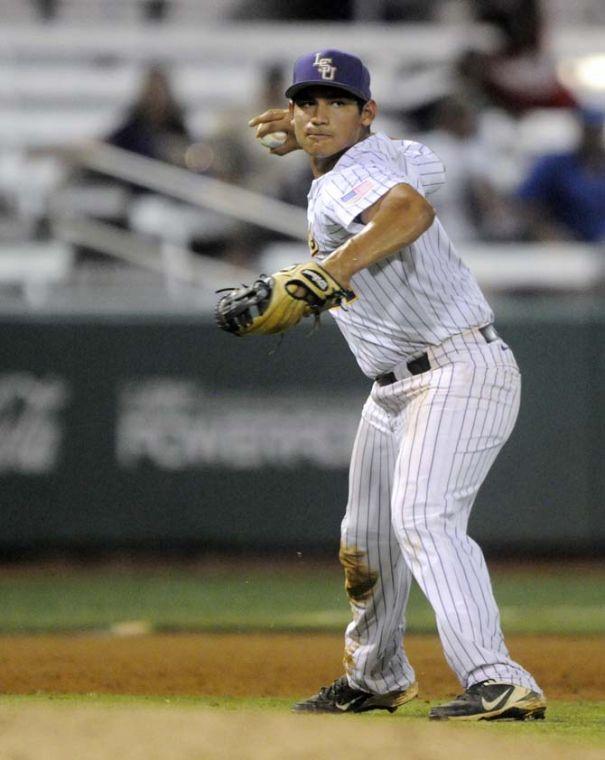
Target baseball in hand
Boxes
[258,131,288,149]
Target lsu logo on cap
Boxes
[313,53,336,81]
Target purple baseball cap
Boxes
[285,49,371,102]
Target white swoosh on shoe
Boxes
[335,700,357,711]
[481,687,515,712]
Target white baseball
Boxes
[259,131,288,149]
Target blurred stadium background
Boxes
[0,0,604,562]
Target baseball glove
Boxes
[215,261,354,336]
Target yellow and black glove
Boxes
[215,261,354,336]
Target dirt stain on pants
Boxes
[339,546,378,603]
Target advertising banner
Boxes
[0,311,601,552]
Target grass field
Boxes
[0,559,603,758]
[0,559,603,634]
[3,693,604,742]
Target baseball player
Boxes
[217,49,546,721]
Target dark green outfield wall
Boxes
[0,297,602,554]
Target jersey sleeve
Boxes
[321,163,410,232]
[401,140,446,197]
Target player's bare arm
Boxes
[321,183,436,289]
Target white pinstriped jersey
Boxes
[307,132,494,378]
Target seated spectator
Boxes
[420,95,521,241]
[516,108,605,243]
[107,65,192,172]
[67,65,243,261]
[459,0,576,115]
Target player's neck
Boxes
[310,132,372,177]
[310,151,346,177]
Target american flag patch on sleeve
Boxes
[340,178,374,203]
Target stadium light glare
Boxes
[558,54,605,93]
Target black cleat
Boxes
[429,680,547,721]
[292,675,418,714]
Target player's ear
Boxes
[361,99,377,127]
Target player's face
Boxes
[290,87,376,160]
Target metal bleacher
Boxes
[0,20,596,152]
[0,8,602,308]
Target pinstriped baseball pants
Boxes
[340,328,541,695]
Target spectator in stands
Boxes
[419,95,521,241]
[107,65,192,169]
[458,0,576,115]
[76,64,243,262]
[516,108,605,243]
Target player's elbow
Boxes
[418,198,436,231]
[403,193,436,237]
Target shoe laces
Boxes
[319,676,350,700]
[465,679,503,695]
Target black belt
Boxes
[375,325,500,387]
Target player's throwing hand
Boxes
[248,108,300,155]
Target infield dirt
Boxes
[0,632,603,700]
